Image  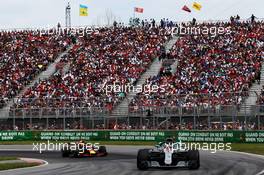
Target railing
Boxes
[129,105,239,117]
[0,90,262,118]
[130,91,252,107]
[7,107,111,119]
[0,105,263,130]
[0,105,264,119]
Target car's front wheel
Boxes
[61,148,70,157]
[137,149,150,170]
[188,150,200,170]
[98,146,107,156]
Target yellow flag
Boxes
[80,4,88,16]
[192,2,202,11]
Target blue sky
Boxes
[0,0,263,29]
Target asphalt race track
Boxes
[0,146,263,175]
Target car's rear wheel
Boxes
[73,150,80,158]
[188,150,200,170]
[61,147,70,157]
[62,150,70,157]
[137,149,150,170]
[98,146,107,156]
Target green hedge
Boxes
[0,131,263,143]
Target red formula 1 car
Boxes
[61,141,107,158]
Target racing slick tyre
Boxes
[98,146,107,156]
[187,150,200,170]
[73,150,80,158]
[62,150,70,157]
[137,149,150,170]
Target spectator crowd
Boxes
[0,17,264,131]
[11,27,170,116]
[130,20,264,111]
[0,31,71,108]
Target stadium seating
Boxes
[130,21,264,112]
[11,27,169,116]
[0,31,71,108]
[2,20,264,131]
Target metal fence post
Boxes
[92,117,95,129]
[63,117,66,130]
[30,116,32,130]
[46,117,49,130]
[193,116,196,130]
[106,117,109,129]
[80,117,83,129]
[220,116,223,130]
[152,116,155,130]
[103,117,106,130]
[258,115,260,130]
[13,116,15,130]
[166,116,169,130]
[140,117,143,129]
[244,115,247,131]
[22,118,25,130]
[208,116,211,129]
[179,115,182,130]
[232,115,235,129]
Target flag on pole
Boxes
[182,5,191,13]
[80,4,88,16]
[192,2,202,11]
[134,7,144,13]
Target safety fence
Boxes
[1,105,264,130]
[4,105,264,118]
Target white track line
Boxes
[225,150,264,175]
[256,170,264,175]
[229,150,264,160]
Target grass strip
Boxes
[0,162,40,171]
[0,157,18,161]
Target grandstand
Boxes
[0,17,264,131]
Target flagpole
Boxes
[78,4,80,27]
[78,0,81,28]
[133,7,135,19]
[133,7,136,26]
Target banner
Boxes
[0,131,264,143]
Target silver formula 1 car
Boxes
[137,138,200,170]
